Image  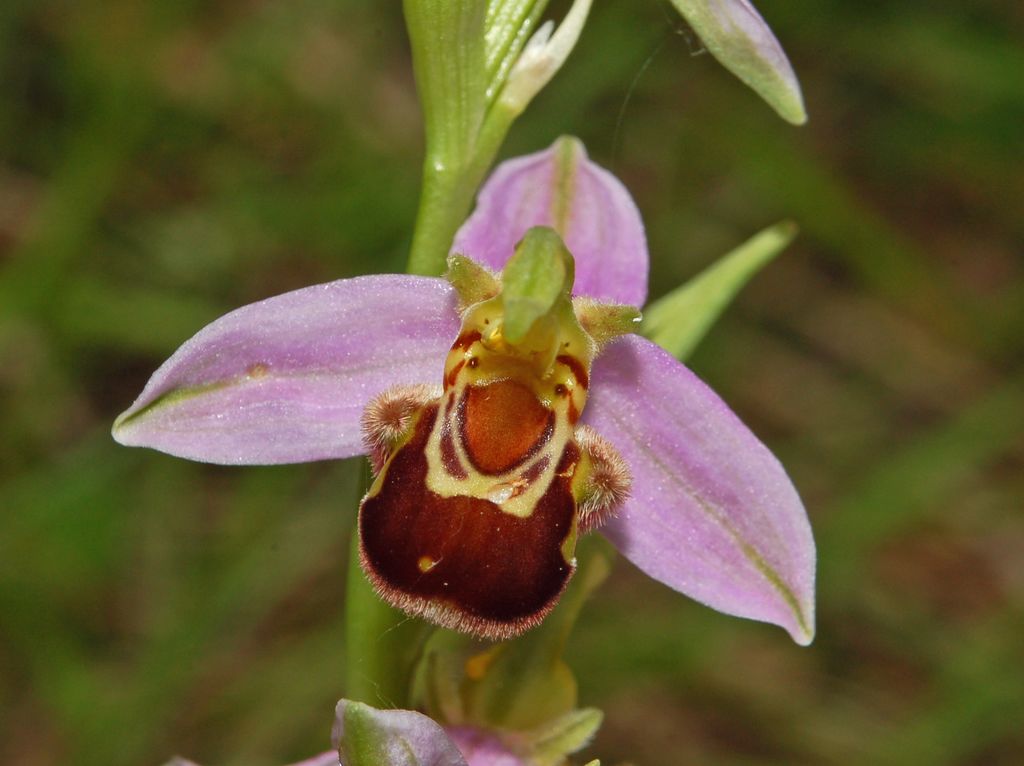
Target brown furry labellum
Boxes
[357,329,630,640]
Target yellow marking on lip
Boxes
[418,556,438,573]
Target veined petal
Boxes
[669,0,806,124]
[113,276,458,465]
[447,728,526,766]
[332,700,468,766]
[452,136,648,306]
[584,335,816,644]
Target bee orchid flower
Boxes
[113,137,815,645]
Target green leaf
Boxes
[642,221,797,361]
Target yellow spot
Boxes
[247,363,269,378]
[560,514,579,563]
[464,646,502,681]
[417,556,437,573]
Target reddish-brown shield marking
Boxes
[359,402,579,640]
[460,379,554,475]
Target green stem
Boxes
[406,161,479,276]
[405,102,519,276]
[344,529,431,707]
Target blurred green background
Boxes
[2,1,1022,764]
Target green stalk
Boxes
[403,0,487,276]
[406,99,520,276]
[406,162,480,276]
[344,528,430,707]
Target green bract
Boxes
[644,220,798,360]
[669,0,807,124]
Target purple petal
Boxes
[113,275,458,465]
[446,728,526,766]
[452,137,648,306]
[332,700,468,766]
[584,335,816,644]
